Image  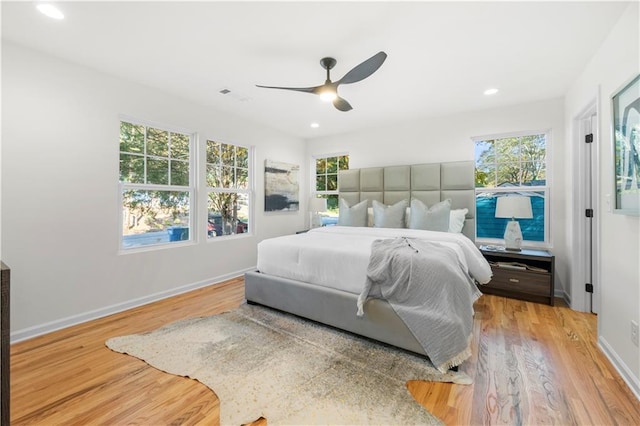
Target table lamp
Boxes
[309,197,327,228]
[495,196,533,251]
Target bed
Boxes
[245,161,492,371]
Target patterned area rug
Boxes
[106,303,471,425]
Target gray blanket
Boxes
[357,237,482,372]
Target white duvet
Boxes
[256,226,492,294]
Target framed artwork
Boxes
[264,159,300,212]
[612,74,640,215]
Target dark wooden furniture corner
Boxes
[479,247,555,306]
[1,261,9,426]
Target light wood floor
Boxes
[11,276,640,425]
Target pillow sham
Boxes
[449,208,468,233]
[337,198,368,227]
[409,199,451,232]
[372,199,409,228]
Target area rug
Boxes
[106,303,471,425]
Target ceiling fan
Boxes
[256,51,387,112]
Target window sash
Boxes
[119,119,194,186]
[475,187,549,245]
[207,190,251,238]
[474,131,550,246]
[205,140,250,190]
[119,186,194,250]
[313,153,349,194]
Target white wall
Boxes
[1,42,307,340]
[306,98,568,292]
[565,2,639,396]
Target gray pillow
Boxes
[409,199,451,232]
[372,199,408,228]
[338,198,368,227]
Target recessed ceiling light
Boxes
[37,4,64,20]
[484,88,499,96]
[310,123,320,128]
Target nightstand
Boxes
[479,247,555,306]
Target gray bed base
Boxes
[244,270,427,357]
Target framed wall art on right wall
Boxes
[612,73,640,215]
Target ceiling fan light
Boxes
[319,90,337,102]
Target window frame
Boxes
[473,130,552,249]
[312,153,349,219]
[204,138,254,241]
[118,115,196,253]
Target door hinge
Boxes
[585,133,593,143]
[586,208,594,217]
[586,283,594,293]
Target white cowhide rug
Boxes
[106,303,471,425]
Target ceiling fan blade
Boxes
[255,84,319,94]
[336,51,387,85]
[333,96,353,112]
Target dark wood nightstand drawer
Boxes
[478,247,555,306]
[485,268,551,296]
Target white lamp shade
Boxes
[495,196,533,219]
[309,197,327,212]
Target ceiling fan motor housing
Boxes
[320,57,337,70]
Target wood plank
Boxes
[11,277,640,425]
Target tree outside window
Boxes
[474,133,548,243]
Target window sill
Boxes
[119,239,195,255]
[475,238,550,251]
[206,232,252,243]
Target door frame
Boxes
[571,97,601,314]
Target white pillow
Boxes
[409,199,451,232]
[449,208,468,233]
[372,200,409,228]
[338,198,368,227]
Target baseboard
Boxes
[10,267,255,344]
[598,335,640,401]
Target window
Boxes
[314,154,349,225]
[119,120,193,249]
[206,140,252,238]
[474,132,549,245]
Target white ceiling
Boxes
[1,1,628,139]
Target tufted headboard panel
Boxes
[338,161,476,240]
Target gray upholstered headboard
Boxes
[338,161,476,240]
